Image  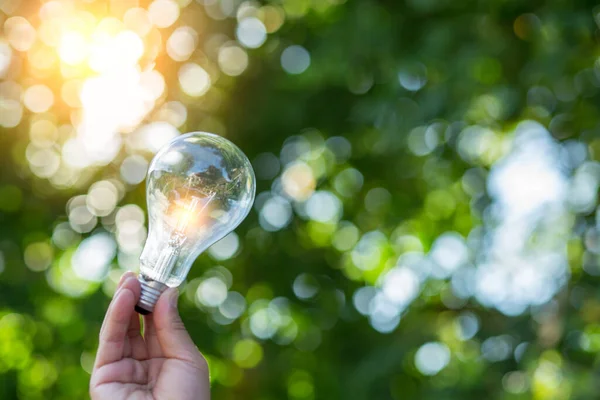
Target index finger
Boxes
[94,276,140,369]
[99,271,136,339]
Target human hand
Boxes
[90,272,210,400]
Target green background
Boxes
[1,0,600,399]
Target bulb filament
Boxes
[152,191,216,282]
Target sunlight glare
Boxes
[59,31,88,65]
[89,30,144,73]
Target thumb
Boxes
[153,288,207,370]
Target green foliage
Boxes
[2,0,600,399]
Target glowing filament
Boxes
[173,196,200,233]
[169,192,216,236]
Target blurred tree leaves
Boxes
[2,0,600,399]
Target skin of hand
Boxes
[90,272,210,400]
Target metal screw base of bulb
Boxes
[136,275,168,315]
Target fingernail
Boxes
[118,271,135,287]
[169,288,179,309]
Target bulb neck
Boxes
[135,274,168,315]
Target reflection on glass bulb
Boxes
[135,132,256,314]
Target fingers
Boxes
[142,313,162,359]
[94,275,141,369]
[114,272,147,360]
[124,308,148,361]
[118,271,136,287]
[151,288,208,370]
[99,271,136,339]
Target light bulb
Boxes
[135,132,256,314]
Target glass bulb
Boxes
[135,132,256,314]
